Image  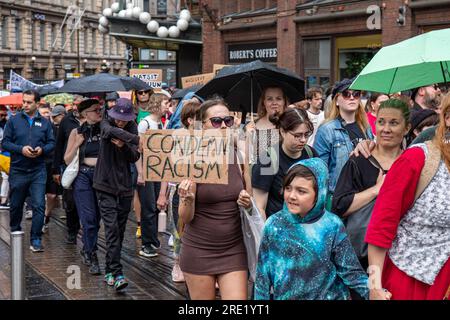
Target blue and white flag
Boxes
[9,70,64,92]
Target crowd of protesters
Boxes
[0,75,448,301]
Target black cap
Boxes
[105,92,120,101]
[410,109,437,131]
[332,77,356,99]
[78,98,100,113]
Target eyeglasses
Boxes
[86,108,101,114]
[288,131,312,141]
[341,90,361,100]
[137,91,150,95]
[207,116,234,128]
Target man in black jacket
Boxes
[93,98,140,292]
[52,104,82,244]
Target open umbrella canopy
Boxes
[0,93,23,106]
[350,28,450,94]
[171,84,203,100]
[196,60,305,114]
[58,73,152,94]
[43,93,74,105]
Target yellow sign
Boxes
[129,69,163,89]
[181,73,215,89]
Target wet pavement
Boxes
[0,238,65,300]
[0,207,188,300]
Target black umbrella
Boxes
[196,60,305,115]
[57,73,151,94]
[37,84,61,96]
[171,84,203,100]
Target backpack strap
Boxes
[413,141,441,202]
[304,145,314,158]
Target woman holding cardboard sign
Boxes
[178,98,252,300]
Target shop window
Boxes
[335,34,381,81]
[140,48,150,60]
[303,39,331,89]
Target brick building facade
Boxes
[201,0,450,89]
[0,0,128,89]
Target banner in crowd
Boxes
[142,129,230,184]
[10,70,64,92]
[129,69,162,89]
[181,73,215,89]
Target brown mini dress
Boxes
[179,163,248,275]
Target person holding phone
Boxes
[2,90,55,252]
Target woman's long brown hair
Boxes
[434,93,450,171]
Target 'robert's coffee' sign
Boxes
[227,42,277,63]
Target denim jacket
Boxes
[313,118,373,193]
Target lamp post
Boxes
[83,58,88,75]
[30,56,36,81]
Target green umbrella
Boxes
[350,28,450,94]
[43,93,74,105]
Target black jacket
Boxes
[52,111,80,174]
[93,118,140,197]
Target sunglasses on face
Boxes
[341,90,361,100]
[207,116,234,128]
[137,91,150,95]
[431,84,440,91]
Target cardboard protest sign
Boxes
[143,129,230,184]
[213,64,230,75]
[181,73,215,89]
[129,69,162,89]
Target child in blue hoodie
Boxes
[254,158,369,300]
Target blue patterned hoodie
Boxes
[254,158,369,300]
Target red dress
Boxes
[365,147,450,300]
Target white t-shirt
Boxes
[306,109,325,146]
[138,116,161,134]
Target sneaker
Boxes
[89,252,101,275]
[114,275,128,291]
[25,210,33,220]
[171,263,185,283]
[139,246,158,258]
[30,239,44,252]
[150,243,161,250]
[104,273,115,286]
[135,226,141,239]
[80,249,92,266]
[65,234,77,245]
[0,202,9,210]
[42,223,49,233]
[168,235,174,247]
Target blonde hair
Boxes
[324,95,370,134]
[434,93,450,171]
[257,87,289,119]
[145,93,165,114]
